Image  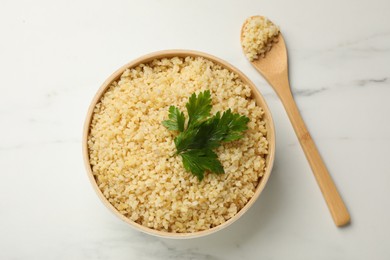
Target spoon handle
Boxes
[279,90,350,227]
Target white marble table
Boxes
[1,0,389,259]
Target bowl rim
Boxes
[82,49,276,239]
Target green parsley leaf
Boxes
[174,109,249,153]
[180,149,224,181]
[186,90,212,128]
[162,106,185,132]
[162,90,249,181]
[174,127,200,154]
[216,109,250,142]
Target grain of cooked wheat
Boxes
[241,16,280,61]
[88,56,269,233]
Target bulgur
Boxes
[87,56,269,233]
[241,16,280,61]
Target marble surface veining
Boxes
[1,0,389,259]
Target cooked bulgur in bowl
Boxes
[83,50,275,238]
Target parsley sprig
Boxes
[162,90,249,181]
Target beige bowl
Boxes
[82,50,275,238]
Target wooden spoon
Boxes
[241,16,350,227]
